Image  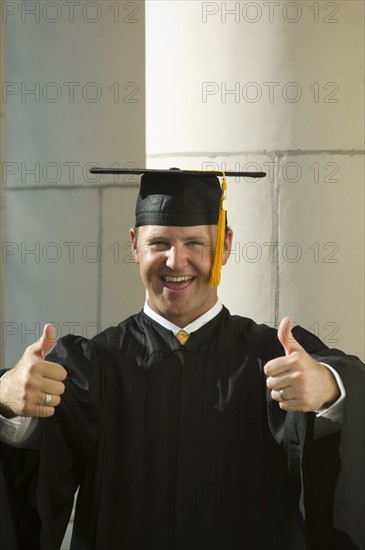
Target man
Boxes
[0,169,364,550]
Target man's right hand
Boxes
[0,324,67,419]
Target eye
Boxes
[188,241,214,252]
[186,240,204,247]
[149,240,170,251]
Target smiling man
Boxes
[0,168,364,550]
[130,223,231,327]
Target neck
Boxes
[144,300,222,332]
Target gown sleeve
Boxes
[323,352,365,548]
[0,335,103,550]
[0,440,42,549]
[265,325,365,549]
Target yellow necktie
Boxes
[175,330,190,346]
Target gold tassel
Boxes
[209,172,227,287]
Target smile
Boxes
[163,276,194,283]
[161,275,195,291]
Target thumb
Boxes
[34,323,58,359]
[278,317,302,356]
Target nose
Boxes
[165,245,188,272]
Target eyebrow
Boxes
[145,233,210,243]
[184,236,210,241]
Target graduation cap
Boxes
[89,167,266,286]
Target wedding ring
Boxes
[279,388,286,401]
[43,393,52,406]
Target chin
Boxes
[163,305,187,319]
[160,303,190,322]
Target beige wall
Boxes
[2,1,146,368]
[146,0,364,360]
[3,1,363,362]
[2,2,364,364]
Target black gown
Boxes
[1,307,364,550]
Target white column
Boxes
[146,0,364,359]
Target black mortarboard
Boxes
[136,170,222,227]
[89,167,266,285]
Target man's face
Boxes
[130,225,232,327]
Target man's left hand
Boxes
[264,317,340,412]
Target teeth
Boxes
[164,276,193,283]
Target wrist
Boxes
[321,365,341,407]
[0,372,17,418]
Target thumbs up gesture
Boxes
[264,317,340,412]
[0,324,67,419]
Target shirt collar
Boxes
[143,300,223,336]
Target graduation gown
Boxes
[1,307,364,549]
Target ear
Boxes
[129,228,139,263]
[222,228,233,266]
